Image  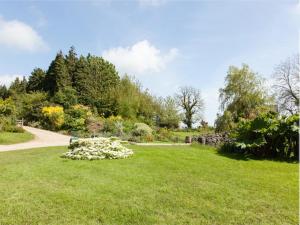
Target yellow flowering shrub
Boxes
[42,106,64,130]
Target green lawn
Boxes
[0,131,34,145]
[171,129,214,141]
[0,145,298,225]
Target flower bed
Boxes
[62,137,133,160]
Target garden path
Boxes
[0,126,70,152]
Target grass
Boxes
[0,144,298,225]
[172,129,214,137]
[0,131,34,145]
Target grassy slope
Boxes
[0,131,34,145]
[0,145,298,225]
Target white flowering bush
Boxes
[62,137,133,160]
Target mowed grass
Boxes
[0,131,34,145]
[0,145,298,225]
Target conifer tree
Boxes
[27,68,46,92]
[65,46,78,84]
[45,51,71,95]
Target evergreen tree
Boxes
[27,68,46,92]
[73,55,120,116]
[0,85,9,99]
[45,51,71,95]
[65,46,78,84]
[9,76,27,95]
[73,56,90,103]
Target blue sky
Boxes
[0,0,299,124]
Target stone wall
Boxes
[191,133,231,146]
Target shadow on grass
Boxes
[216,149,299,163]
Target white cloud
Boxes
[0,74,24,86]
[102,40,178,75]
[0,17,48,52]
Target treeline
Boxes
[0,47,181,129]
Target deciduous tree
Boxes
[175,86,204,128]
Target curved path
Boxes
[0,126,70,152]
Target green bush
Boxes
[154,128,172,142]
[132,123,153,136]
[221,112,299,159]
[63,104,92,131]
[132,122,153,142]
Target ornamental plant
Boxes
[42,106,64,130]
[222,112,299,159]
[62,137,133,160]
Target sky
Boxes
[0,0,299,125]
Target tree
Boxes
[9,77,27,95]
[45,51,71,95]
[219,64,272,123]
[27,68,46,92]
[175,86,204,128]
[19,92,49,122]
[272,54,299,115]
[65,46,78,84]
[53,86,78,109]
[0,85,9,99]
[157,96,180,128]
[215,111,235,132]
[73,55,120,116]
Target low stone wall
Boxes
[191,133,231,146]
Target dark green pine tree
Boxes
[0,85,9,99]
[27,68,46,92]
[65,46,78,85]
[73,56,91,104]
[87,56,120,116]
[45,51,71,95]
[9,76,27,95]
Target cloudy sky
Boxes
[0,0,299,124]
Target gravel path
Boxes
[131,143,191,146]
[0,126,70,152]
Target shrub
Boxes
[86,116,104,134]
[154,128,172,142]
[42,106,64,130]
[221,112,299,159]
[63,104,92,131]
[103,116,123,133]
[132,123,153,136]
[62,137,133,160]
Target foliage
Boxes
[222,112,299,159]
[0,85,9,99]
[63,104,91,131]
[0,97,16,117]
[216,64,274,132]
[215,111,235,132]
[45,51,72,96]
[52,86,78,109]
[116,75,160,125]
[27,68,46,92]
[175,86,204,128]
[73,55,120,116]
[219,64,270,120]
[41,106,65,130]
[131,122,153,142]
[156,96,180,128]
[62,137,133,160]
[132,122,153,136]
[0,97,18,132]
[18,92,49,123]
[8,76,27,95]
